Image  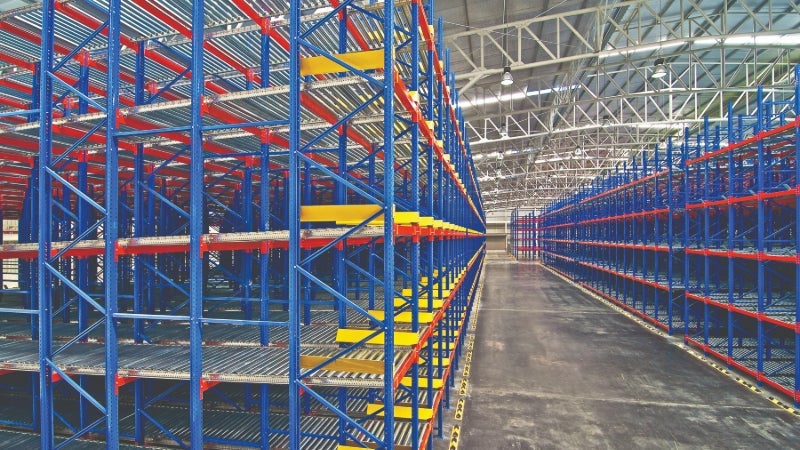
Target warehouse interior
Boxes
[0,0,800,449]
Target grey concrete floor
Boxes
[454,261,800,450]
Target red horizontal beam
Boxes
[686,119,798,166]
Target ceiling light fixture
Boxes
[499,0,513,87]
[650,0,667,81]
[500,125,509,138]
[500,66,513,86]
[651,57,667,79]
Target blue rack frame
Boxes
[0,1,486,448]
[529,68,800,406]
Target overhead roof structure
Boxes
[441,0,800,212]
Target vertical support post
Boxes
[794,65,800,406]
[78,52,90,114]
[682,129,691,342]
[409,1,421,446]
[261,18,271,86]
[241,163,254,411]
[383,0,396,446]
[76,154,91,431]
[189,0,205,446]
[132,39,147,444]
[37,2,55,447]
[259,132,271,448]
[242,164,254,320]
[726,102,735,365]
[755,86,765,385]
[106,0,122,446]
[666,138,675,333]
[288,0,302,447]
[335,11,349,443]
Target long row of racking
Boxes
[0,0,486,448]
[509,207,535,261]
[516,68,800,406]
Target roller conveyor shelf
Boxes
[133,409,425,450]
[0,430,153,450]
[0,285,461,345]
[693,291,797,324]
[0,402,422,450]
[0,228,387,260]
[0,383,432,425]
[0,340,411,388]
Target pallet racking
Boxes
[510,207,536,260]
[518,67,800,406]
[0,0,486,448]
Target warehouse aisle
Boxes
[458,262,800,449]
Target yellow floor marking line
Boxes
[454,398,465,420]
[449,424,461,450]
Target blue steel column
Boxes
[259,125,272,450]
[335,7,350,443]
[701,126,711,351]
[132,39,147,444]
[424,0,436,439]
[77,155,90,431]
[78,53,90,114]
[242,165,254,322]
[726,104,735,366]
[382,0,396,446]
[106,0,122,445]
[259,132,272,448]
[288,0,302,447]
[795,65,800,406]
[189,0,206,446]
[37,1,55,446]
[409,0,421,446]
[28,159,39,341]
[682,130,691,341]
[666,138,675,333]
[755,86,765,386]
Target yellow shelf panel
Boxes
[393,297,444,310]
[419,355,450,367]
[400,290,450,301]
[434,329,459,338]
[300,49,384,76]
[368,310,434,324]
[394,211,421,224]
[336,328,420,346]
[366,403,434,421]
[400,376,444,390]
[299,355,384,375]
[431,342,453,351]
[300,204,382,223]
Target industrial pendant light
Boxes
[651,57,667,79]
[499,0,513,87]
[501,66,513,86]
[650,0,667,80]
